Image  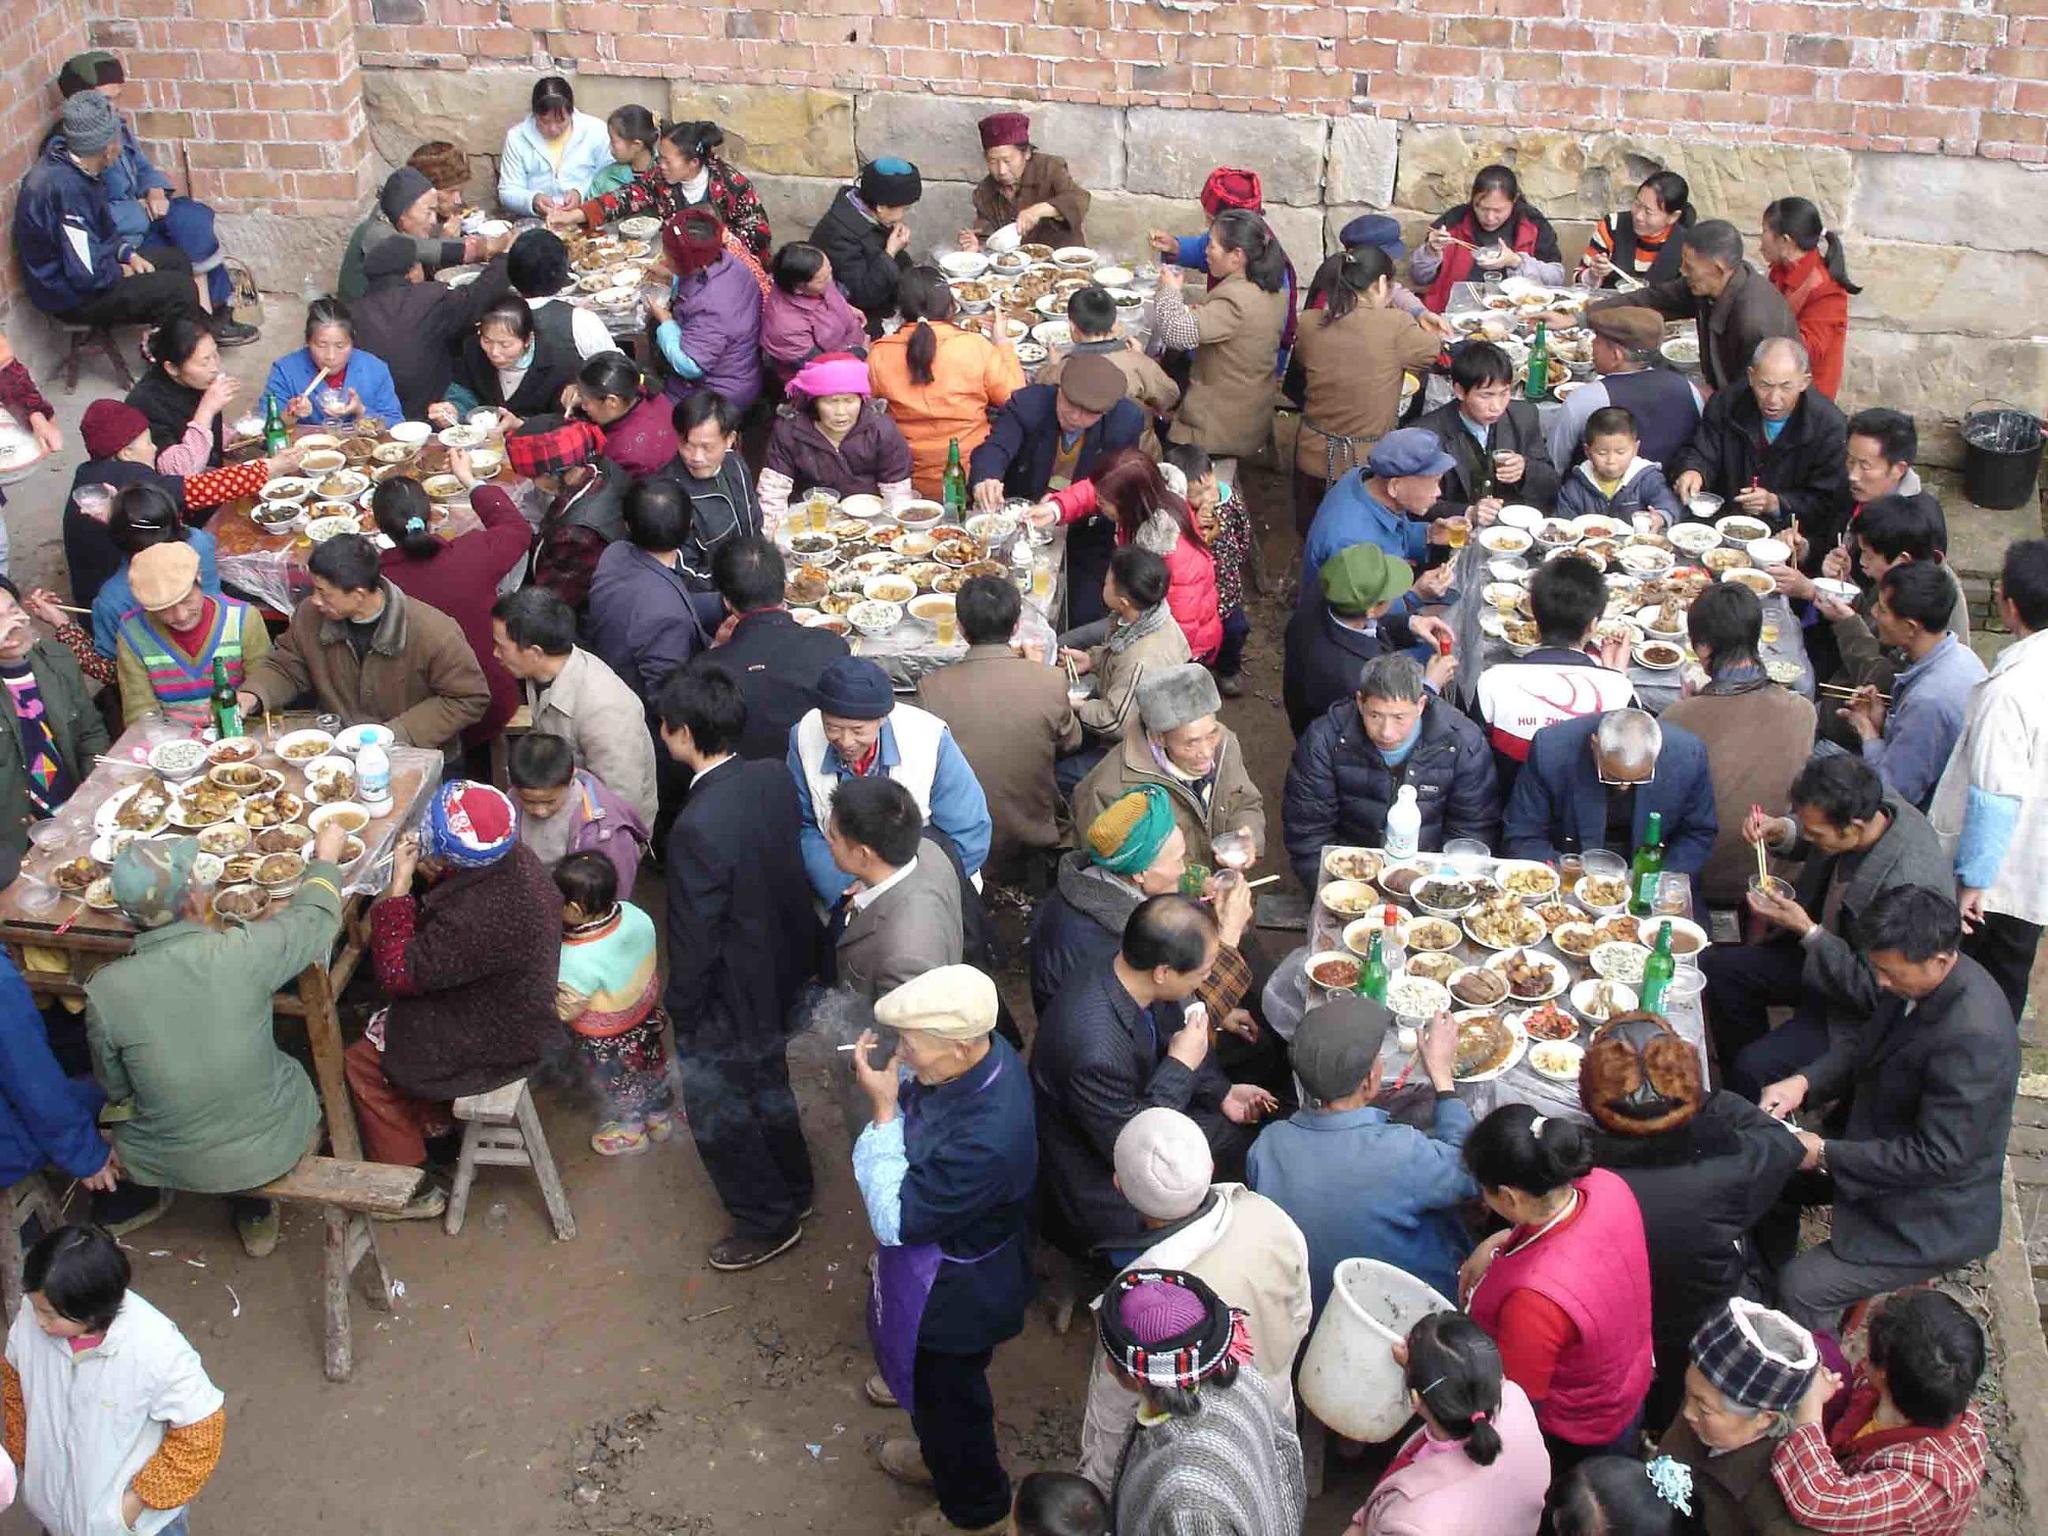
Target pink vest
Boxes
[1467,1168,1654,1445]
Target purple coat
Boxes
[665,254,764,415]
[762,401,914,500]
[598,392,678,477]
[563,769,651,896]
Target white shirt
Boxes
[850,855,919,912]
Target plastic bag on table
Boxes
[1012,602,1057,665]
[217,550,300,617]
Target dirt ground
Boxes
[0,350,2029,1534]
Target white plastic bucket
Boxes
[1297,1258,1455,1442]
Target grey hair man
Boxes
[1502,705,1719,874]
[1593,213,1801,393]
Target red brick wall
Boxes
[0,0,91,337]
[351,0,2048,161]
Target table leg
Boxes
[299,962,363,1161]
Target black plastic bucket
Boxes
[1961,399,2044,510]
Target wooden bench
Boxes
[2,1172,60,1327]
[56,321,138,392]
[255,1154,422,1382]
[446,1078,575,1241]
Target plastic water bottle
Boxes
[1385,785,1421,858]
[357,743,393,817]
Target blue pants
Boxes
[1213,605,1251,677]
[113,196,230,307]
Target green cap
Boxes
[1319,543,1414,618]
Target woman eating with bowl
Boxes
[649,208,764,416]
[126,316,235,471]
[757,351,914,537]
[1411,165,1567,313]
[437,294,584,427]
[264,296,404,430]
[567,352,676,478]
[1576,172,1694,291]
[550,118,772,262]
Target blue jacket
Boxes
[497,111,614,217]
[857,1035,1038,1353]
[91,528,222,658]
[263,347,405,430]
[789,714,993,902]
[1553,456,1685,524]
[1503,710,1719,872]
[13,135,130,314]
[101,119,176,238]
[1862,633,1987,811]
[582,541,722,699]
[0,951,109,1186]
[966,383,1144,501]
[1247,1098,1478,1314]
[1301,470,1428,597]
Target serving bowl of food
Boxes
[260,475,314,503]
[863,574,917,605]
[939,251,990,281]
[1317,878,1382,918]
[1485,946,1570,1002]
[1447,965,1510,1009]
[1590,941,1653,984]
[275,729,334,763]
[1518,1000,1580,1042]
[252,851,307,891]
[207,761,267,794]
[1410,873,1487,917]
[438,424,488,450]
[847,599,903,638]
[1666,521,1722,558]
[1464,894,1547,950]
[895,500,945,528]
[238,791,306,830]
[1571,977,1638,1022]
[147,738,210,780]
[1404,950,1459,984]
[304,515,359,545]
[212,884,269,922]
[1404,916,1464,954]
[298,449,346,475]
[1452,1010,1525,1082]
[1495,860,1561,903]
[1343,915,1412,957]
[1321,847,1381,883]
[1305,951,1361,992]
[1528,1039,1586,1083]
[1386,975,1451,1022]
[252,500,305,531]
[1632,914,1707,958]
[197,821,253,856]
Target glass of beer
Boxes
[1760,621,1780,645]
[1445,518,1470,550]
[805,490,832,533]
[1031,557,1052,601]
[935,606,958,645]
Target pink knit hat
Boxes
[789,351,873,401]
[1118,1279,1209,1345]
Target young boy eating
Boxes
[1555,405,1685,527]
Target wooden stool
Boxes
[445,1078,575,1240]
[2,1172,60,1326]
[256,1154,422,1382]
[57,322,137,392]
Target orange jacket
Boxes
[867,321,1024,497]
[1770,247,1848,399]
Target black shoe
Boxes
[1216,672,1244,698]
[708,1225,803,1271]
[210,317,259,347]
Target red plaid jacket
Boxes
[1771,1382,1987,1536]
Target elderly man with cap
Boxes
[85,820,354,1256]
[51,50,254,342]
[1284,651,1499,892]
[1672,336,1849,548]
[1031,894,1280,1263]
[337,164,506,306]
[957,111,1090,254]
[1580,1014,1805,1428]
[350,232,515,421]
[112,540,271,728]
[1071,662,1264,874]
[14,88,212,338]
[1545,306,1703,475]
[788,655,992,904]
[1030,787,1259,1030]
[1282,541,1456,736]
[236,532,490,759]
[850,964,1036,1536]
[1301,426,1472,601]
[1504,707,1717,875]
[811,157,924,335]
[1246,998,1474,1312]
[1075,1107,1312,1496]
[1656,1298,1824,1535]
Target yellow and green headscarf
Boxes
[1086,786,1176,877]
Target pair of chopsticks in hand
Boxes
[1752,804,1771,886]
[1816,682,1891,704]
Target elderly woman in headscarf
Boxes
[1656,1298,1823,1536]
[343,782,562,1219]
[1580,1014,1807,1429]
[756,351,914,536]
[650,207,764,416]
[1097,1267,1306,1536]
[337,165,504,305]
[849,964,1036,1536]
[83,822,351,1256]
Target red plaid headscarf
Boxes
[1200,167,1263,218]
[505,417,605,479]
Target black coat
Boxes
[125,368,222,464]
[810,187,912,335]
[456,295,583,417]
[352,257,513,422]
[1026,850,1131,1018]
[967,383,1145,501]
[1592,1092,1805,1427]
[1801,953,2019,1269]
[64,458,178,609]
[1281,600,1417,737]
[702,609,850,761]
[1415,396,1561,515]
[662,756,823,1059]
[1606,259,1799,395]
[1674,383,1847,549]
[1028,955,1234,1254]
[1282,695,1501,895]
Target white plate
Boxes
[260,476,313,503]
[1590,941,1652,983]
[837,494,884,519]
[1496,503,1544,530]
[332,723,395,756]
[1527,1038,1586,1083]
[616,216,661,239]
[94,780,171,837]
[1052,246,1098,267]
[1477,526,1533,555]
[1029,320,1071,349]
[1666,522,1721,557]
[1483,948,1571,1002]
[1453,1010,1530,1084]
[1633,639,1687,670]
[1092,265,1134,287]
[1571,977,1638,1022]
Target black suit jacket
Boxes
[966,383,1145,501]
[1416,397,1561,515]
[663,756,823,1059]
[702,609,851,761]
[1803,954,2018,1268]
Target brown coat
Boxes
[1614,259,1800,395]
[971,152,1089,245]
[1293,303,1442,479]
[1038,341,1182,418]
[241,579,490,756]
[918,642,1083,868]
[1662,680,1818,907]
[1069,614,1192,747]
[1070,713,1267,868]
[1658,1419,1818,1536]
[1169,273,1289,459]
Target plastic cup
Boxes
[1582,848,1628,880]
[935,610,957,646]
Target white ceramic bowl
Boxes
[1746,536,1793,568]
[1570,977,1638,1022]
[847,599,903,638]
[939,251,990,280]
[1496,503,1544,530]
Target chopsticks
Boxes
[1243,874,1280,890]
[1752,804,1770,886]
[1816,682,1890,703]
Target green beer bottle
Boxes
[1356,931,1389,1004]
[262,393,287,456]
[942,438,967,521]
[1639,920,1676,1014]
[1525,320,1550,402]
[210,658,242,741]
[1628,810,1666,918]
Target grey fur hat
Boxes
[1136,663,1222,734]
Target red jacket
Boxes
[1423,205,1546,314]
[1466,1168,1654,1446]
[1769,1374,1986,1536]
[1771,247,1849,399]
[379,485,532,741]
[1047,479,1223,662]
